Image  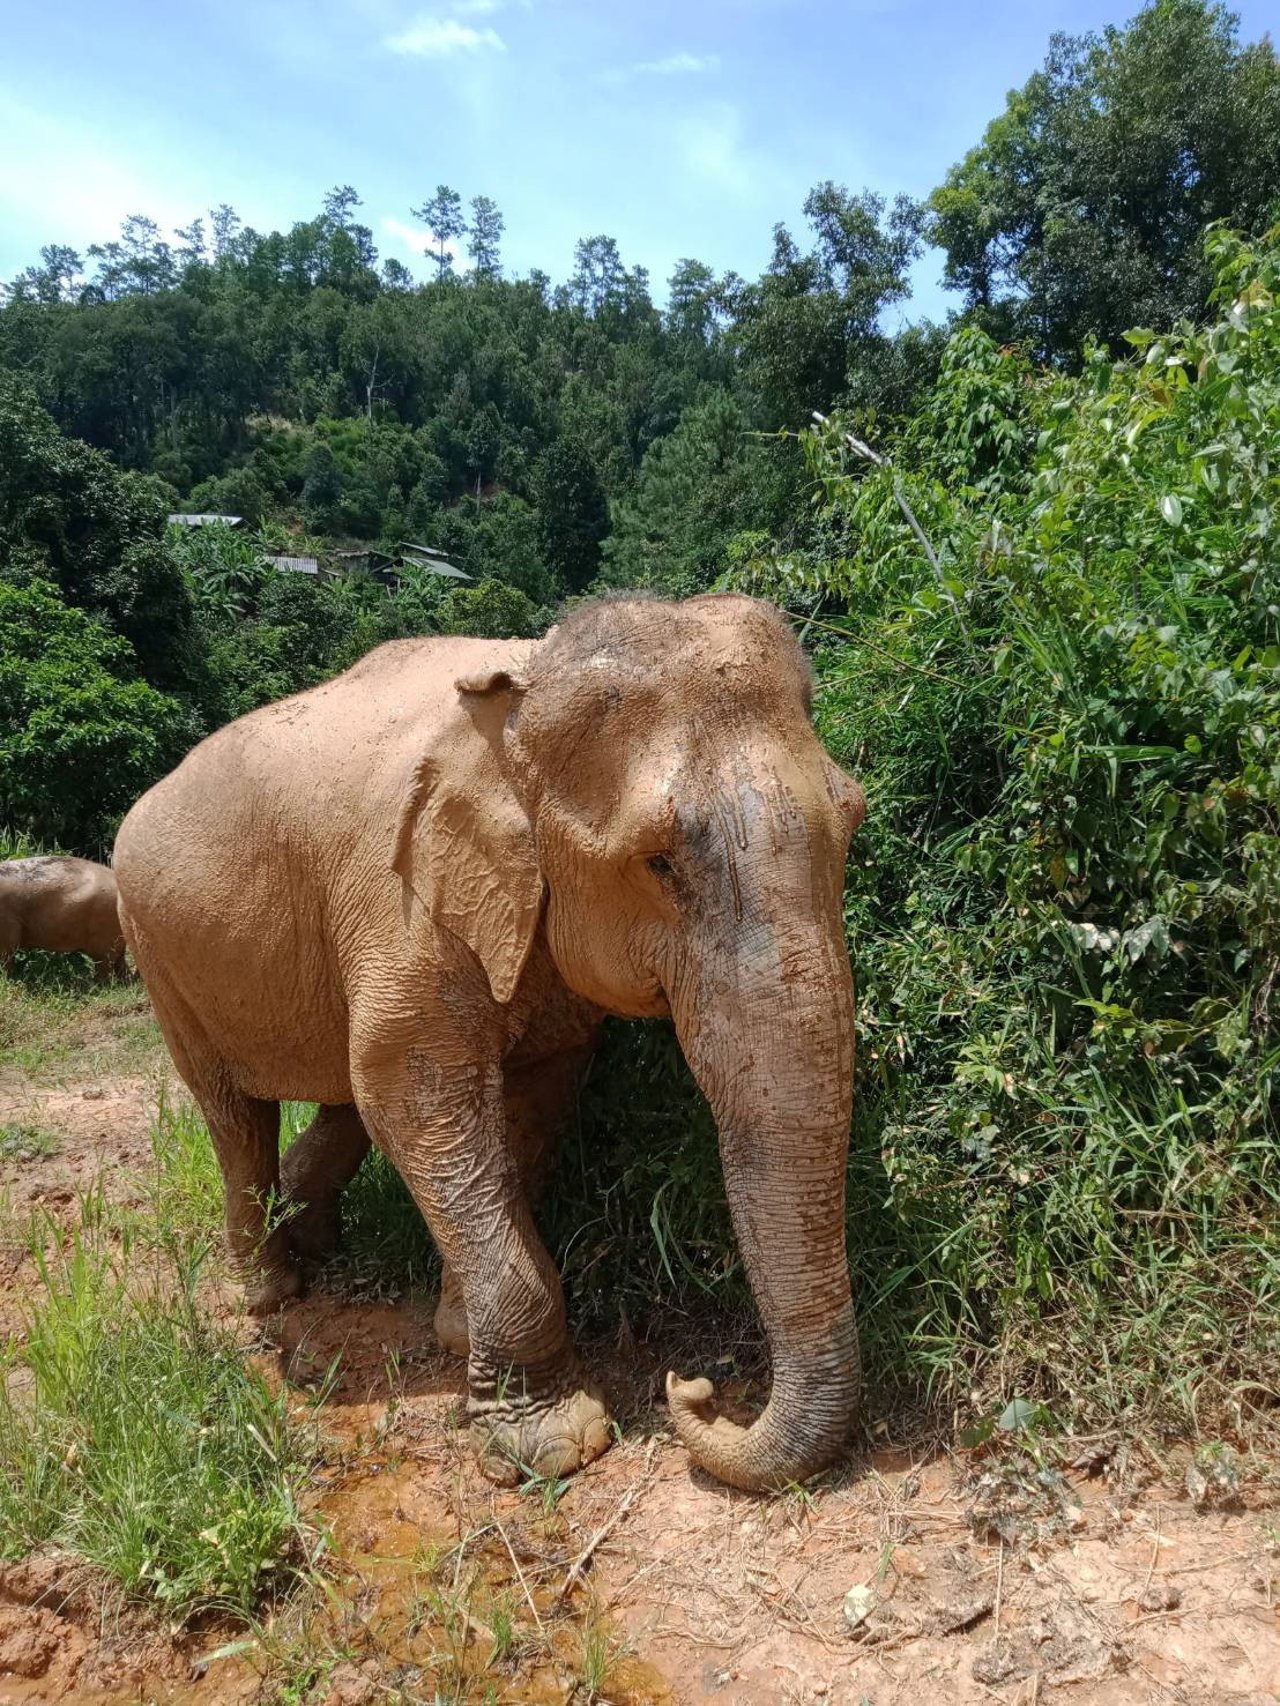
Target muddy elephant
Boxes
[113,594,865,1492]
[0,856,126,980]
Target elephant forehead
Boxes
[525,641,808,744]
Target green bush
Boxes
[0,381,199,695]
[433,576,543,639]
[0,579,191,851]
[723,224,1280,1426]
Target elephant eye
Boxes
[646,854,673,880]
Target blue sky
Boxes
[3,0,1278,322]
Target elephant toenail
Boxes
[533,1436,578,1477]
[582,1418,610,1459]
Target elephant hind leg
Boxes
[92,947,126,983]
[195,1077,300,1313]
[280,1103,371,1260]
[140,962,300,1312]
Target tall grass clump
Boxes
[0,1226,317,1616]
[720,223,1280,1431]
[150,1097,437,1298]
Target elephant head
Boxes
[406,593,865,1490]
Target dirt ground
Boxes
[1,1013,1278,1706]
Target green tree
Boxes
[467,195,505,279]
[183,468,272,526]
[412,186,465,280]
[0,579,190,851]
[533,440,608,593]
[434,492,557,603]
[601,391,775,594]
[3,244,83,305]
[301,443,344,529]
[0,382,198,694]
[87,214,177,299]
[433,576,540,638]
[734,185,921,428]
[196,572,386,722]
[568,235,626,315]
[928,0,1280,363]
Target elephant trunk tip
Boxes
[665,1368,852,1494]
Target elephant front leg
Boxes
[434,1043,593,1361]
[355,1042,612,1485]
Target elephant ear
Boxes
[391,668,543,1006]
[824,760,866,837]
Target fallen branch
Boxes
[812,410,973,644]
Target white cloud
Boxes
[382,215,459,268]
[634,52,719,76]
[678,102,754,201]
[384,14,505,55]
[598,50,719,85]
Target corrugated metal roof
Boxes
[167,513,244,527]
[395,541,470,579]
[411,558,470,580]
[268,555,320,575]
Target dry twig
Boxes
[491,1511,545,1642]
[557,1439,656,1605]
[1139,1504,1163,1603]
[994,1539,1005,1636]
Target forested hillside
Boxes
[4,0,1280,1425]
[4,2,1279,846]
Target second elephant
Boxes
[0,856,126,979]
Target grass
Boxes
[0,1122,59,1160]
[0,953,163,1083]
[146,1091,224,1246]
[579,1608,629,1703]
[0,1222,319,1618]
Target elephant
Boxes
[0,856,127,980]
[113,593,866,1492]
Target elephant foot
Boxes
[433,1265,470,1358]
[240,1254,305,1315]
[285,1195,343,1262]
[279,1147,346,1262]
[471,1377,614,1485]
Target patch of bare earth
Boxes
[0,1007,1276,1703]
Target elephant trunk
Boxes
[667,921,859,1491]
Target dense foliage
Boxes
[0,579,192,849]
[725,223,1280,1422]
